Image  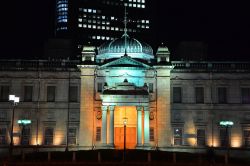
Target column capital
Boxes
[101,106,108,111]
[136,106,143,111]
[109,106,115,111]
[143,106,149,112]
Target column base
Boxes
[98,143,114,149]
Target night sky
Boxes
[1,0,250,60]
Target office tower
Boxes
[55,0,153,48]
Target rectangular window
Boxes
[97,83,103,92]
[0,86,9,101]
[197,129,206,146]
[69,86,78,102]
[149,83,153,93]
[0,128,6,145]
[150,127,154,141]
[241,88,250,104]
[243,130,250,147]
[24,86,33,102]
[218,87,227,103]
[96,127,101,141]
[44,127,54,145]
[21,127,30,145]
[220,128,229,147]
[68,128,77,145]
[173,128,182,145]
[173,87,182,103]
[47,86,56,102]
[195,87,204,103]
[0,111,7,120]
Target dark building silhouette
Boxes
[55,0,153,48]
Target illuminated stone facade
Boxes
[0,35,250,153]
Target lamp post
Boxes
[219,120,234,164]
[9,95,20,155]
[123,117,128,163]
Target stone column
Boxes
[136,106,143,146]
[109,106,114,146]
[144,107,150,145]
[101,106,107,145]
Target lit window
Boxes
[88,25,91,28]
[78,24,82,27]
[137,4,141,8]
[88,9,92,13]
[111,16,115,20]
[133,4,136,7]
[137,0,141,2]
[93,9,96,13]
[142,20,145,23]
[102,21,105,25]
[111,27,114,30]
[97,36,101,39]
[102,26,105,29]
[83,9,87,12]
[142,0,145,3]
[78,18,82,22]
[106,26,110,30]
[146,25,149,29]
[97,26,101,29]
[102,16,105,19]
[115,27,119,31]
[129,0,132,1]
[92,36,96,39]
[93,25,96,29]
[142,4,145,8]
[106,37,110,40]
[101,36,105,40]
[93,20,96,23]
[129,3,132,7]
[146,20,149,23]
[133,0,136,2]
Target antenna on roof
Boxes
[123,4,128,56]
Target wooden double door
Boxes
[114,127,136,149]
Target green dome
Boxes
[97,34,154,61]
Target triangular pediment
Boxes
[100,56,150,68]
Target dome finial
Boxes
[123,4,128,56]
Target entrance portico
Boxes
[100,81,150,149]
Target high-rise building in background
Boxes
[55,0,153,49]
